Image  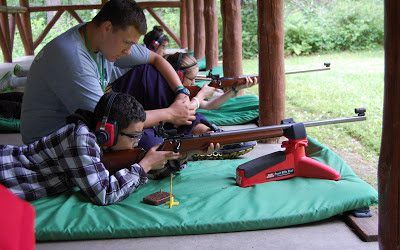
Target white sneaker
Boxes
[0,71,12,91]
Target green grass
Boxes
[242,49,384,165]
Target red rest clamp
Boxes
[236,122,340,187]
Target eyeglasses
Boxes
[120,131,143,140]
[184,74,196,81]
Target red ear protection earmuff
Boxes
[175,53,184,82]
[150,33,166,52]
[150,40,159,51]
[173,53,198,83]
[177,70,184,82]
[95,92,119,147]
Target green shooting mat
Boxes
[31,136,377,241]
[197,95,259,125]
[0,117,20,132]
[194,56,223,75]
[197,57,207,71]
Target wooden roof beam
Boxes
[29,2,181,12]
[0,5,27,13]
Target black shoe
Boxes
[147,160,187,180]
[192,141,257,160]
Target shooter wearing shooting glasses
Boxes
[0,93,218,206]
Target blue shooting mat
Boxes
[31,136,377,241]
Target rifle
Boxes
[188,71,254,99]
[102,108,366,175]
[189,63,331,98]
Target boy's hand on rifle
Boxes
[168,97,196,126]
[139,145,181,173]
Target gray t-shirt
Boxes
[21,24,150,144]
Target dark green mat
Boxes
[195,57,223,74]
[197,95,259,125]
[186,52,207,71]
[0,117,20,132]
[197,57,207,71]
[32,136,377,241]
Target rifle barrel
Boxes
[285,67,330,75]
[198,65,331,81]
[211,112,366,137]
[303,115,366,128]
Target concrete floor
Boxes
[36,220,376,250]
[0,125,378,250]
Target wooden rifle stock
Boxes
[101,108,365,174]
[188,76,256,99]
[101,148,147,175]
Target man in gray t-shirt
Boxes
[21,0,195,144]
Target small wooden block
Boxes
[143,191,171,206]
[344,210,378,242]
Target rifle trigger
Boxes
[174,141,181,153]
[217,80,222,88]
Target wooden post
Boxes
[379,0,400,248]
[204,0,218,70]
[19,0,33,55]
[180,0,187,49]
[257,0,285,134]
[186,0,194,52]
[221,0,243,77]
[193,0,205,60]
[15,14,29,55]
[0,0,12,62]
[9,13,15,52]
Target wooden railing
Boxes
[0,0,181,62]
[0,1,29,62]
